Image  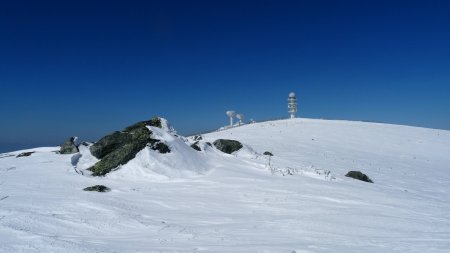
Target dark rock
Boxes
[88,117,171,176]
[149,141,171,154]
[89,130,152,176]
[16,151,35,158]
[90,117,163,159]
[206,142,212,147]
[190,142,201,151]
[60,137,79,154]
[263,151,273,156]
[83,185,110,192]
[345,171,373,183]
[213,139,243,154]
[90,131,133,159]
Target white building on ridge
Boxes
[288,92,297,119]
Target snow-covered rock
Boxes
[59,136,78,154]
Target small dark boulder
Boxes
[263,151,273,156]
[190,142,201,151]
[149,141,171,154]
[345,171,373,183]
[83,185,110,192]
[16,151,35,158]
[213,139,243,154]
[60,137,79,154]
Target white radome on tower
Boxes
[288,92,297,119]
[226,110,236,127]
[236,114,244,125]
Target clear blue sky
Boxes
[1,0,449,152]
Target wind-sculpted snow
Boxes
[1,118,450,252]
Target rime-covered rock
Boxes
[60,137,79,154]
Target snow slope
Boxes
[0,118,449,252]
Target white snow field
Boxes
[0,118,449,252]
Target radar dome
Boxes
[289,92,296,98]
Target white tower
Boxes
[288,92,297,119]
[226,110,236,127]
[236,113,244,125]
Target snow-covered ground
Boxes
[0,118,449,252]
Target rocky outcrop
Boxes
[88,117,171,176]
[213,139,243,154]
[60,137,79,154]
[83,185,110,192]
[263,151,273,156]
[345,171,373,183]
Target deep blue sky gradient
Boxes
[1,0,450,152]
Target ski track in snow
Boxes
[0,118,449,252]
